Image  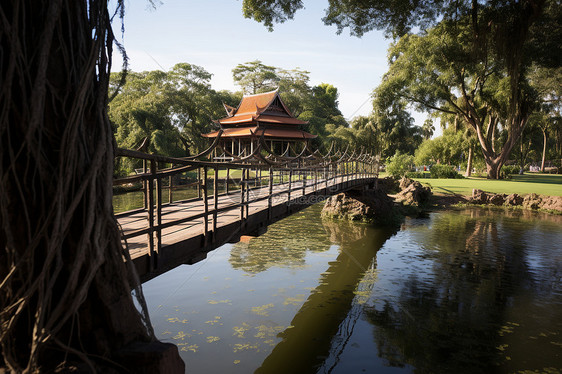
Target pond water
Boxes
[113,187,199,214]
[141,204,562,373]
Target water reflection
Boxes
[360,209,562,374]
[229,214,333,274]
[143,206,562,374]
[255,221,397,374]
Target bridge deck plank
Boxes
[116,175,375,280]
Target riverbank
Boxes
[322,176,562,226]
[428,190,562,214]
[414,173,562,197]
[406,174,562,214]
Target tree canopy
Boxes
[232,60,280,94]
[242,0,561,178]
[109,63,241,175]
[231,61,350,147]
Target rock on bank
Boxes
[321,187,395,224]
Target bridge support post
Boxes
[168,174,173,204]
[147,160,156,271]
[143,159,148,209]
[155,164,162,260]
[268,167,273,220]
[240,167,245,229]
[213,167,218,242]
[314,168,318,193]
[288,168,293,209]
[245,168,250,218]
[302,169,306,196]
[203,167,209,247]
[225,168,230,194]
[197,167,202,199]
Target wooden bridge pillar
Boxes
[225,168,230,194]
[239,168,245,230]
[268,167,273,220]
[168,174,173,204]
[288,168,293,208]
[213,166,218,243]
[155,162,162,261]
[302,169,306,196]
[197,167,202,199]
[202,167,209,247]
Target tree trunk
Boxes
[540,128,547,172]
[464,146,473,177]
[472,115,526,179]
[484,153,508,179]
[0,1,183,372]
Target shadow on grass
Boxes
[435,186,463,195]
[510,173,562,185]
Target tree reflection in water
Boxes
[364,208,562,373]
[228,213,333,274]
[146,204,560,373]
[254,219,397,374]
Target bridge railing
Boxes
[113,143,379,272]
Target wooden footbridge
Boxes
[114,135,379,282]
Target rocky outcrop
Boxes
[322,177,434,225]
[395,177,432,206]
[523,193,542,210]
[489,193,506,206]
[469,189,562,212]
[321,188,395,224]
[539,196,562,211]
[470,189,489,204]
[505,193,524,206]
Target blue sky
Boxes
[112,1,414,123]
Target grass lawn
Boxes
[416,173,562,197]
[210,169,261,179]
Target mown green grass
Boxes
[417,173,562,196]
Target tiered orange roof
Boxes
[203,90,315,139]
[203,126,317,139]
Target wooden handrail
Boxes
[115,142,380,274]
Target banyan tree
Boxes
[0,1,183,372]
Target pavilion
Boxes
[202,89,316,159]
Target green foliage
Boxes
[302,83,349,146]
[421,119,435,140]
[386,152,414,178]
[405,171,425,179]
[277,67,312,116]
[241,0,561,179]
[111,59,354,175]
[372,89,422,158]
[109,63,231,175]
[429,164,461,179]
[231,62,349,148]
[414,127,468,167]
[350,116,381,155]
[232,60,279,94]
[502,165,521,175]
[241,0,304,31]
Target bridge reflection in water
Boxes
[254,221,397,374]
[113,137,379,282]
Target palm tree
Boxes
[422,119,435,140]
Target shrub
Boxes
[386,152,415,178]
[502,165,521,175]
[429,164,462,179]
[405,171,425,179]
